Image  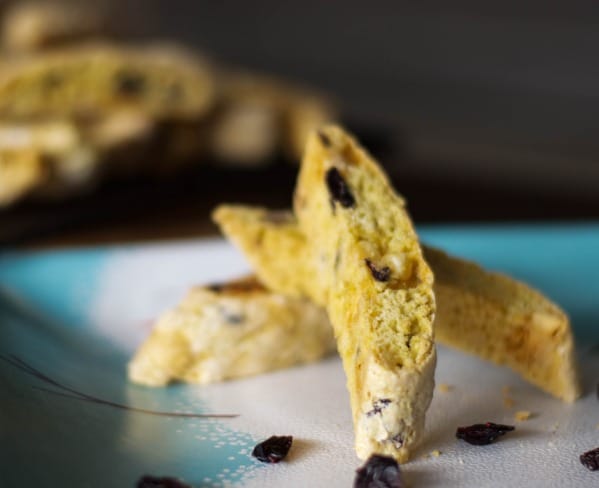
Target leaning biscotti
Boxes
[128,276,335,386]
[424,246,579,402]
[213,206,315,298]
[214,206,581,403]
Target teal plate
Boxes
[1,224,599,487]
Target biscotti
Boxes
[424,246,579,402]
[214,206,580,403]
[0,43,215,120]
[291,126,436,462]
[128,276,335,386]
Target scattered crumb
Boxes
[548,441,555,447]
[438,383,453,393]
[458,458,464,465]
[546,422,559,434]
[422,450,442,460]
[514,410,533,422]
[595,423,599,430]
[502,385,514,408]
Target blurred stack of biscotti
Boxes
[0,1,335,207]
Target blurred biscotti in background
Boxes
[1,1,108,53]
[0,43,216,119]
[0,1,336,208]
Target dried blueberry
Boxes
[354,454,402,488]
[366,398,392,417]
[365,259,391,282]
[580,447,599,471]
[42,72,63,90]
[318,131,332,147]
[326,167,355,208]
[219,307,245,325]
[456,422,515,445]
[252,435,293,463]
[115,70,146,95]
[136,475,191,488]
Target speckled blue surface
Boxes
[1,223,598,487]
[0,247,260,488]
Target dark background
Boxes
[2,0,599,247]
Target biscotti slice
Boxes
[128,276,335,386]
[211,70,335,163]
[213,205,316,298]
[166,70,334,166]
[214,205,580,402]
[424,246,580,402]
[0,43,215,120]
[0,109,212,207]
[292,126,436,462]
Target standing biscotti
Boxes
[217,125,438,464]
[291,126,437,462]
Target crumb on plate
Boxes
[514,410,533,421]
